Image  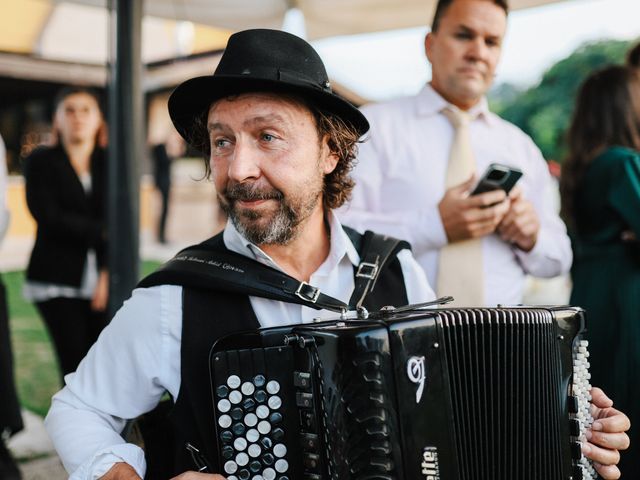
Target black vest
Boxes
[141,228,409,477]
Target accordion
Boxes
[209,306,596,480]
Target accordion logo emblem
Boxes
[407,356,426,403]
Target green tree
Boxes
[490,39,631,162]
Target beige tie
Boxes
[436,107,484,306]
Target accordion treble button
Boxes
[571,441,583,460]
[569,419,581,436]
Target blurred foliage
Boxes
[490,39,632,162]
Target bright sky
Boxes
[308,0,640,101]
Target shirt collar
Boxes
[222,211,360,275]
[416,83,494,125]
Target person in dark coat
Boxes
[0,134,23,479]
[23,87,108,383]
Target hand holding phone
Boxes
[470,163,523,196]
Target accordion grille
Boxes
[439,308,565,480]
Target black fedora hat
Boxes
[168,28,369,147]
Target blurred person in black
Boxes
[0,134,23,479]
[23,87,108,383]
[627,40,640,68]
[150,130,184,244]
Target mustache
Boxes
[223,183,284,202]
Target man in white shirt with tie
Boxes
[340,0,571,306]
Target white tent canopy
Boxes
[60,0,567,39]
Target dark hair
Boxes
[560,65,640,226]
[627,41,640,68]
[432,0,509,32]
[190,94,361,211]
[53,86,103,114]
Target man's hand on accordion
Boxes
[583,387,631,479]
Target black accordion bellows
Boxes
[209,307,596,480]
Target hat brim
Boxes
[168,75,369,150]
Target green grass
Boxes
[5,261,162,417]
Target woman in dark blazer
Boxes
[23,87,108,382]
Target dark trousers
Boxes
[0,278,23,435]
[36,298,107,382]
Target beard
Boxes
[218,178,323,246]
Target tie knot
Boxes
[442,106,472,129]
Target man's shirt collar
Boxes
[222,211,360,275]
[416,83,495,126]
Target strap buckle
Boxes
[356,261,379,280]
[295,282,321,303]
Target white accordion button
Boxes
[248,443,262,458]
[218,414,232,429]
[244,413,258,427]
[257,420,272,435]
[273,443,287,458]
[242,381,256,396]
[262,468,276,480]
[246,428,259,443]
[266,380,280,394]
[256,405,270,419]
[227,375,241,389]
[235,452,249,466]
[224,460,238,474]
[275,459,289,473]
[229,390,243,404]
[234,437,248,451]
[268,395,282,410]
[217,399,231,413]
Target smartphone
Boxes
[470,163,523,196]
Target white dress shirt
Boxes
[339,84,572,306]
[45,212,435,479]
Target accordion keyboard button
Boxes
[246,428,260,443]
[234,437,248,452]
[571,441,583,460]
[260,437,274,450]
[258,420,272,435]
[220,430,233,443]
[242,382,256,396]
[217,399,231,413]
[249,460,262,472]
[293,371,311,389]
[269,412,283,425]
[268,396,282,410]
[228,375,241,389]
[266,380,280,395]
[231,408,244,421]
[222,445,235,460]
[238,469,250,480]
[568,395,579,413]
[216,385,229,398]
[275,459,289,473]
[227,477,238,480]
[224,460,238,474]
[569,419,581,436]
[256,405,270,419]
[262,467,276,480]
[252,476,264,480]
[230,390,243,405]
[236,452,249,466]
[271,428,285,442]
[255,390,267,403]
[248,443,261,458]
[273,443,287,458]
[232,423,246,436]
[253,374,266,388]
[262,452,275,466]
[219,415,232,429]
[244,413,258,427]
[243,398,256,412]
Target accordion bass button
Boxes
[296,392,314,408]
[293,371,312,389]
[302,453,320,470]
[300,433,319,451]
